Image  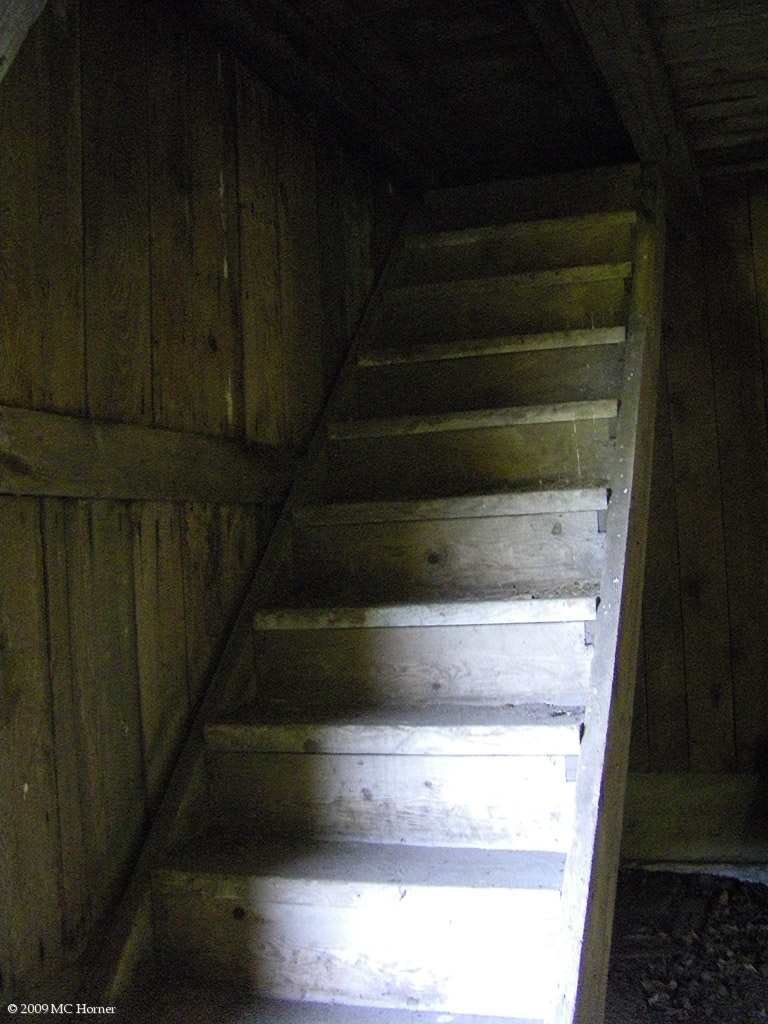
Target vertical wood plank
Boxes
[664,215,736,770]
[148,11,242,438]
[704,183,768,772]
[628,619,649,772]
[132,503,189,813]
[0,0,84,414]
[181,504,260,708]
[0,498,63,991]
[236,66,284,446]
[641,344,688,770]
[275,95,326,449]
[315,142,350,395]
[64,501,146,920]
[41,498,89,960]
[81,0,152,424]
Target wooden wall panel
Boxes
[0,0,404,999]
[81,0,152,424]
[637,177,768,783]
[64,501,147,919]
[132,504,189,813]
[181,504,261,708]
[0,0,84,414]
[148,11,243,437]
[0,499,63,990]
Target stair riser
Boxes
[253,620,593,708]
[208,751,576,849]
[400,212,635,284]
[292,511,604,603]
[372,277,629,345]
[154,878,559,1017]
[324,420,614,500]
[355,344,623,418]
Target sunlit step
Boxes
[292,495,605,604]
[154,836,563,1018]
[205,704,581,848]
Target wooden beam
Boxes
[0,0,46,83]
[0,406,294,503]
[563,0,701,206]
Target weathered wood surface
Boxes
[554,173,665,1024]
[154,838,562,1018]
[0,0,84,415]
[355,343,624,417]
[293,510,603,603]
[0,0,400,1002]
[623,772,768,864]
[254,620,593,709]
[0,499,63,991]
[0,405,294,503]
[210,750,576,849]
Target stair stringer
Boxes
[550,172,666,1024]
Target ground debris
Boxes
[608,870,768,1023]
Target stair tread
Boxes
[125,966,544,1024]
[206,702,584,755]
[359,325,625,366]
[403,209,637,250]
[295,486,608,526]
[160,833,566,893]
[329,398,618,441]
[385,262,632,304]
[254,595,597,630]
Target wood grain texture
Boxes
[0,404,293,503]
[0,0,84,414]
[662,216,735,771]
[703,183,768,773]
[0,498,63,991]
[81,0,152,424]
[64,501,146,922]
[640,345,688,770]
[132,503,189,813]
[148,10,242,437]
[181,504,261,708]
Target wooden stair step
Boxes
[330,399,618,441]
[154,835,563,1017]
[254,596,597,630]
[370,263,630,344]
[322,402,615,501]
[295,486,608,525]
[358,325,625,366]
[399,210,637,285]
[415,164,642,230]
[291,506,604,605]
[252,599,595,710]
[354,337,623,418]
[206,703,584,756]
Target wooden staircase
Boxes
[148,166,664,1024]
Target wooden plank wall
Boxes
[0,0,401,999]
[627,176,768,856]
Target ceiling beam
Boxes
[0,0,47,84]
[563,0,701,205]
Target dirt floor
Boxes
[607,868,768,1023]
